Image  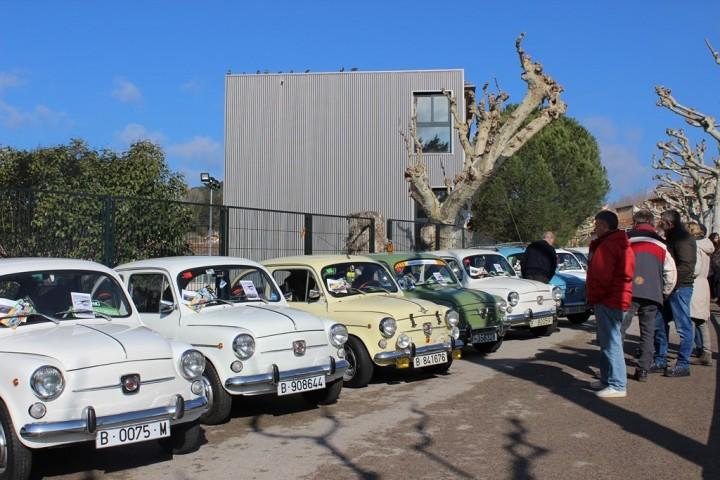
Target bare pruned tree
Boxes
[654,38,720,232]
[401,33,566,248]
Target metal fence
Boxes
[0,188,376,266]
[386,218,470,252]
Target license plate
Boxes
[472,332,497,343]
[277,375,326,396]
[530,316,553,327]
[564,305,586,314]
[413,351,448,368]
[96,420,170,449]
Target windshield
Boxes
[0,270,131,327]
[392,259,458,290]
[321,262,398,297]
[570,251,588,269]
[557,253,583,271]
[462,255,516,278]
[177,265,281,306]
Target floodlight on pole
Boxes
[200,173,221,255]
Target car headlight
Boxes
[450,326,460,340]
[396,333,411,349]
[329,323,349,347]
[30,366,65,401]
[379,317,397,338]
[552,287,563,301]
[498,301,508,313]
[445,310,460,327]
[508,291,520,306]
[233,334,255,360]
[180,349,206,380]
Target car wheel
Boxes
[0,399,32,480]
[302,378,343,405]
[158,421,202,455]
[473,337,504,354]
[530,318,558,337]
[342,336,374,388]
[567,312,591,324]
[199,362,232,425]
[423,357,453,375]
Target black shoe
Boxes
[633,368,648,382]
[664,366,690,377]
[649,362,667,373]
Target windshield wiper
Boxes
[0,312,60,326]
[54,308,112,322]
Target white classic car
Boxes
[433,249,562,336]
[115,257,349,425]
[556,248,587,280]
[0,258,209,480]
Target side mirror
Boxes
[308,289,322,302]
[160,302,176,314]
[283,291,293,301]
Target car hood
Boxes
[331,293,442,318]
[184,303,326,336]
[551,273,585,289]
[465,277,551,296]
[0,321,172,370]
[406,284,496,308]
[561,270,586,281]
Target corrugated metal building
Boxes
[223,69,467,258]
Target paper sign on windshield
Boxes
[0,298,34,328]
[469,266,485,277]
[71,292,94,318]
[239,280,259,299]
[432,272,448,285]
[493,264,504,273]
[327,278,348,293]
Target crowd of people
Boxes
[586,209,716,399]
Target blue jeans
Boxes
[654,287,694,368]
[595,304,626,390]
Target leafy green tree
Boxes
[0,139,194,264]
[472,116,608,245]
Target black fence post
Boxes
[435,224,441,250]
[102,196,115,266]
[368,218,376,253]
[386,219,393,243]
[304,214,313,255]
[219,206,229,256]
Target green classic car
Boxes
[371,253,507,354]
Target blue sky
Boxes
[1,1,719,200]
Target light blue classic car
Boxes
[496,246,592,324]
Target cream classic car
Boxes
[262,255,463,388]
[115,257,349,425]
[0,258,209,480]
[434,249,562,336]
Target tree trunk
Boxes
[713,179,720,234]
[419,223,463,250]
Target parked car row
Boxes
[0,245,584,479]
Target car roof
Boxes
[369,252,443,264]
[433,248,504,257]
[115,256,265,276]
[262,254,378,268]
[0,258,116,277]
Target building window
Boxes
[414,92,452,153]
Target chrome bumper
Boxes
[504,309,556,327]
[373,340,463,364]
[20,393,209,442]
[225,357,349,395]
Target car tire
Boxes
[302,378,343,405]
[567,312,591,324]
[199,362,232,425]
[423,357,453,375]
[0,399,32,480]
[158,421,202,455]
[473,337,504,354]
[530,318,558,337]
[343,336,374,388]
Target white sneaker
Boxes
[596,387,627,398]
[589,380,606,390]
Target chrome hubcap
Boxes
[0,419,8,474]
[343,345,356,381]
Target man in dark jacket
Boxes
[587,210,635,398]
[521,231,557,283]
[653,210,696,377]
[621,210,676,382]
